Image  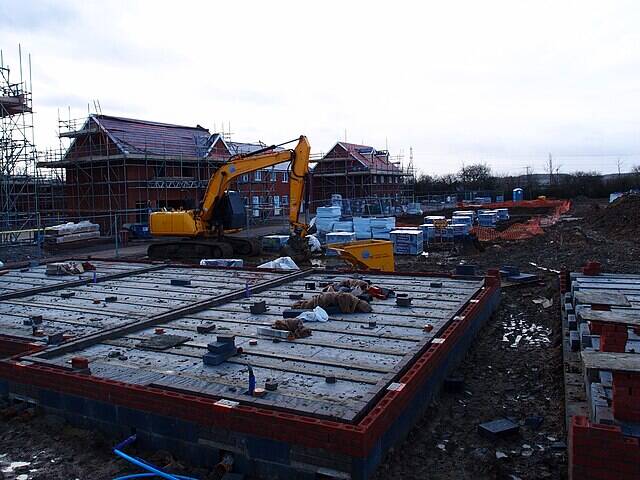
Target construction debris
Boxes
[293,291,372,313]
[273,318,312,339]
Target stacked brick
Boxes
[570,416,640,479]
[612,373,640,422]
[565,268,640,480]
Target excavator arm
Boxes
[199,136,311,235]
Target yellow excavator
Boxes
[148,136,312,261]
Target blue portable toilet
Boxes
[513,188,524,202]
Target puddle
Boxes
[501,314,551,348]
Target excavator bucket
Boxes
[281,234,312,263]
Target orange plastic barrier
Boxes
[470,199,571,242]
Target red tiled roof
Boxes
[334,142,401,173]
[93,114,211,158]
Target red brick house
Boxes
[310,142,412,211]
[39,114,298,234]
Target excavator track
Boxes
[147,240,235,261]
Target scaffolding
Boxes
[35,113,230,237]
[0,46,47,234]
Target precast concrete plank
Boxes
[577,308,640,327]
[19,266,484,422]
[582,351,640,373]
[574,291,631,307]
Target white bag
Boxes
[257,256,299,270]
[296,306,329,322]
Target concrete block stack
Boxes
[478,210,498,227]
[331,220,354,232]
[450,223,471,236]
[315,206,341,234]
[390,229,423,255]
[262,235,290,252]
[370,217,396,240]
[326,231,357,255]
[452,215,473,227]
[353,217,372,239]
[496,208,510,221]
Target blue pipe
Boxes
[247,364,255,396]
[112,435,199,480]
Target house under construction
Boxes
[37,114,305,235]
[310,141,415,213]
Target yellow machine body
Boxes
[149,210,202,236]
[329,240,395,272]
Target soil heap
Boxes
[588,193,640,238]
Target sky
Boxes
[2,0,640,176]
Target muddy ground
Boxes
[2,198,639,479]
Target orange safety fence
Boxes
[470,199,572,242]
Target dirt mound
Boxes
[588,193,640,237]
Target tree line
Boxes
[414,163,640,199]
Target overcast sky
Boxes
[2,0,640,175]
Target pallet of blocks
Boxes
[390,229,424,255]
[44,221,100,248]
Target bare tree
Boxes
[459,163,494,190]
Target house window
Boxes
[271,168,277,182]
[381,176,385,184]
[373,175,377,184]
[240,174,249,183]
[282,195,289,205]
[395,176,399,183]
[282,171,289,183]
[154,164,166,178]
[274,195,281,215]
[254,170,262,181]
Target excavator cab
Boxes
[211,191,245,230]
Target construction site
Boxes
[2,28,640,480]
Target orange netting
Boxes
[470,199,571,242]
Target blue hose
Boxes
[113,435,199,480]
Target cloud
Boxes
[0,1,75,31]
[2,0,640,175]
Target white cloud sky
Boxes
[2,0,640,175]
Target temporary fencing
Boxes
[471,199,571,242]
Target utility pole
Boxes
[617,157,623,177]
[548,153,553,185]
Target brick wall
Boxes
[570,416,640,479]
